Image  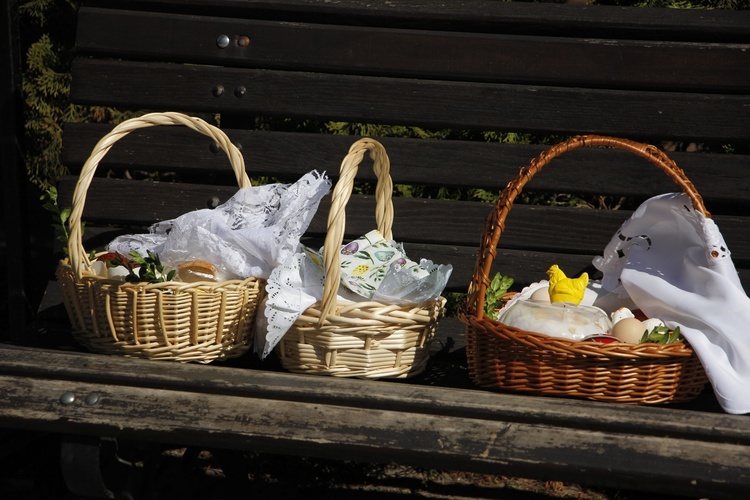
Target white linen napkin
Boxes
[593,192,750,414]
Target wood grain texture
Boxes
[81,0,750,41]
[61,125,750,206]
[75,8,750,93]
[70,59,750,143]
[0,345,748,498]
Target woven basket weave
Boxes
[276,138,446,378]
[56,112,264,363]
[460,135,709,404]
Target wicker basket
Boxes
[460,135,709,404]
[56,112,264,363]
[276,138,446,378]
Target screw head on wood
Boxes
[216,35,230,48]
[59,392,76,405]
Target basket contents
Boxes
[256,228,452,358]
[461,135,726,405]
[261,138,450,378]
[591,192,750,414]
[107,170,331,282]
[56,112,330,363]
[497,265,683,345]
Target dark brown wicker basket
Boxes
[459,135,709,404]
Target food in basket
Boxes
[496,265,680,343]
[107,170,331,282]
[177,260,222,283]
[499,299,612,341]
[611,317,647,343]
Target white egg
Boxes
[529,287,551,303]
[610,307,635,324]
[611,317,646,344]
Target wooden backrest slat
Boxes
[63,1,750,295]
[82,1,750,41]
[57,176,750,266]
[70,59,750,144]
[61,125,750,207]
[76,8,750,93]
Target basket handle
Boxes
[469,134,709,320]
[67,112,251,280]
[318,138,394,324]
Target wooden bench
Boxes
[3,0,750,498]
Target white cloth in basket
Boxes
[255,234,452,358]
[593,192,750,414]
[107,171,331,280]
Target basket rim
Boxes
[459,310,696,359]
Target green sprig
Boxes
[484,272,514,320]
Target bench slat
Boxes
[61,124,750,207]
[76,8,750,94]
[56,176,750,294]
[70,59,750,143]
[0,345,748,498]
[83,0,750,41]
[57,176,750,261]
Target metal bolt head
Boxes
[238,36,250,47]
[84,392,100,405]
[207,196,220,209]
[212,85,225,97]
[216,35,230,48]
[60,392,76,405]
[234,86,247,98]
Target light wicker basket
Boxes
[460,135,709,404]
[276,138,446,378]
[56,112,264,363]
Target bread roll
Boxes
[177,260,220,283]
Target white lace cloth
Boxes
[593,192,750,414]
[255,238,452,358]
[107,171,331,280]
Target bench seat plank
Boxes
[0,345,748,499]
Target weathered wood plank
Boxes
[82,0,750,41]
[55,176,750,264]
[69,59,750,143]
[61,124,750,207]
[76,8,750,93]
[0,345,747,498]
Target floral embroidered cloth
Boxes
[255,230,452,358]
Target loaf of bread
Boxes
[177,260,221,283]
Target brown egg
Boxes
[611,317,646,344]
